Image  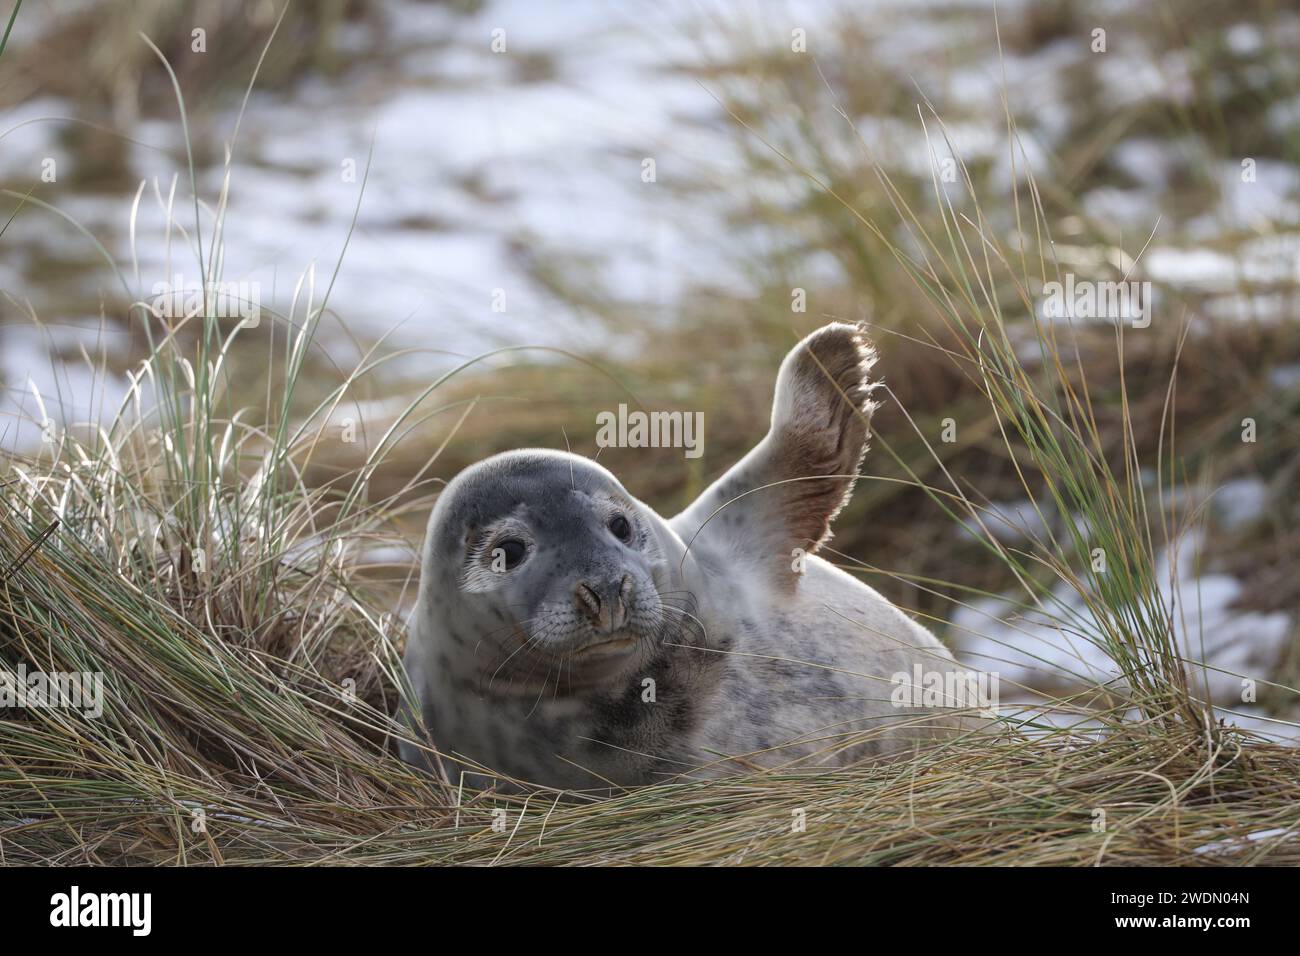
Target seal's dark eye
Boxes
[608,514,632,542]
[492,538,528,571]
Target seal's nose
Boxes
[574,574,633,632]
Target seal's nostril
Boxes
[614,574,634,629]
[574,581,603,624]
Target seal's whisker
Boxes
[524,652,555,718]
[482,619,555,693]
[516,620,571,701]
[471,614,547,663]
[482,616,566,693]
[657,601,708,646]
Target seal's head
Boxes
[419,449,688,691]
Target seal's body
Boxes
[400,325,964,790]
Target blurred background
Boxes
[2,0,1299,735]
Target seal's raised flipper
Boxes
[670,323,877,587]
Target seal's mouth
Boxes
[571,635,637,657]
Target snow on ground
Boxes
[0,322,132,450]
[950,526,1294,739]
[1192,827,1296,856]
[1211,477,1270,531]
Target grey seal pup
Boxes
[400,323,968,790]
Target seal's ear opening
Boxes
[670,322,878,592]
